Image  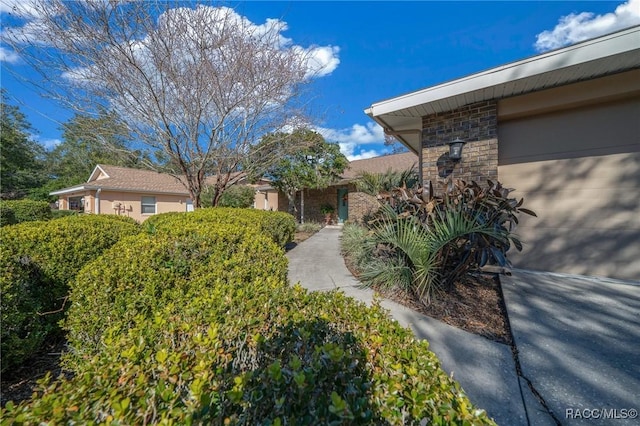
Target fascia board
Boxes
[49,185,94,196]
[50,185,189,197]
[367,26,640,117]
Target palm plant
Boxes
[355,166,418,196]
[345,178,535,305]
[364,207,438,302]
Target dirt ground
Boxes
[342,252,512,345]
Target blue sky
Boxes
[1,0,639,160]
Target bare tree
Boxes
[384,134,409,154]
[2,1,336,206]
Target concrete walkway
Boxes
[286,226,640,426]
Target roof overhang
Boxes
[50,185,189,197]
[49,186,94,196]
[365,26,640,153]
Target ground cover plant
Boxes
[0,215,141,374]
[2,209,495,425]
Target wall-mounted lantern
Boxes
[448,138,466,161]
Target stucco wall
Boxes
[254,189,280,211]
[498,97,640,280]
[97,191,189,222]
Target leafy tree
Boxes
[45,111,149,189]
[253,129,348,216]
[4,1,333,207]
[0,90,46,199]
[202,184,255,208]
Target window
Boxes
[141,196,156,214]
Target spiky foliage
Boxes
[346,179,536,304]
[354,167,418,197]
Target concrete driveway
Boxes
[287,227,640,425]
[502,271,640,425]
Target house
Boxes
[283,151,417,224]
[365,26,640,281]
[50,164,278,222]
[51,165,193,222]
[50,153,417,225]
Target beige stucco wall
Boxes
[497,96,640,281]
[96,191,190,222]
[254,189,279,211]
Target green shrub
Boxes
[2,215,494,424]
[0,203,16,226]
[218,185,257,208]
[354,167,418,196]
[4,287,494,425]
[0,199,51,225]
[50,209,79,220]
[297,221,322,234]
[145,207,296,247]
[63,224,287,367]
[357,179,536,302]
[0,247,46,371]
[0,214,140,372]
[340,223,376,270]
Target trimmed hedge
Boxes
[2,216,494,425]
[50,209,79,220]
[144,207,296,248]
[0,215,141,372]
[0,199,52,226]
[63,225,287,367]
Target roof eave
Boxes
[50,185,189,197]
[50,185,97,196]
[366,26,640,118]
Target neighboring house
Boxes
[50,155,417,225]
[51,165,193,222]
[286,151,417,224]
[50,164,277,222]
[365,26,640,280]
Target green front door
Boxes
[337,188,348,223]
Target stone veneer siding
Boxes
[421,101,498,190]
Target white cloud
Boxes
[41,138,61,150]
[0,46,19,63]
[30,134,61,150]
[315,122,385,145]
[0,0,41,19]
[4,2,340,81]
[303,45,340,78]
[535,0,640,52]
[314,122,387,161]
[346,149,382,161]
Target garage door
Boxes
[497,98,640,281]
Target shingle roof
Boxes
[51,155,418,196]
[341,152,417,179]
[88,165,190,194]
